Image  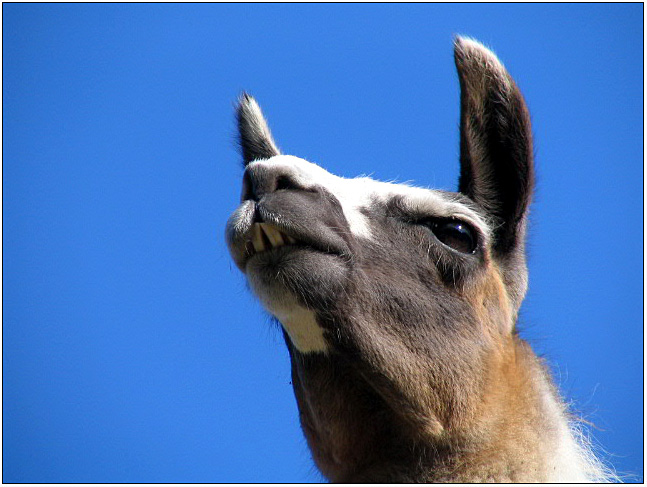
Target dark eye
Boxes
[430,220,477,254]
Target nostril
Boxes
[241,165,307,202]
[275,175,300,192]
[241,171,256,201]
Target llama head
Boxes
[227,37,533,350]
[226,37,535,478]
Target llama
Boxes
[225,37,613,482]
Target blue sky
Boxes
[3,3,642,482]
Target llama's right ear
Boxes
[454,38,534,258]
[236,93,281,166]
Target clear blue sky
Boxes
[3,4,642,482]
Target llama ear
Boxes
[454,38,534,257]
[236,93,281,166]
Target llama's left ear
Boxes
[454,38,534,259]
[236,93,281,166]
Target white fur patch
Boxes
[247,264,329,354]
[273,303,328,354]
[534,367,615,482]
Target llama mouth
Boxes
[243,221,347,267]
[226,200,350,271]
[246,222,299,257]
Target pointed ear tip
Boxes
[454,36,501,64]
[236,91,257,110]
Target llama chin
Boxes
[225,37,616,483]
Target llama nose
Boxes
[241,164,305,202]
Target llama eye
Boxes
[430,220,477,254]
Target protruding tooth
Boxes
[261,223,285,248]
[251,223,265,252]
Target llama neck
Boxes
[441,337,593,482]
[288,336,598,483]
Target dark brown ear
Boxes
[236,93,281,166]
[454,38,534,258]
